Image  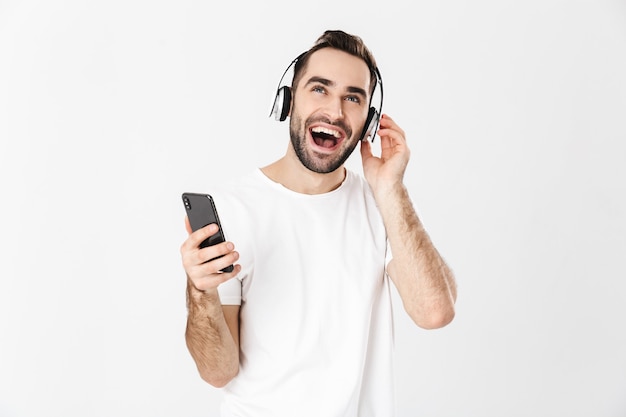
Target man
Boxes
[180,30,457,416]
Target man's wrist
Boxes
[187,280,220,305]
[373,180,407,204]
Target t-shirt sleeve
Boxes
[217,276,243,305]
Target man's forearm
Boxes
[185,282,239,387]
[376,183,457,329]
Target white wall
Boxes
[1,1,625,416]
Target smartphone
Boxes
[182,192,234,273]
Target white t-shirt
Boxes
[210,168,395,417]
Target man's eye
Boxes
[345,96,361,103]
[313,86,325,94]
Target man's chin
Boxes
[300,150,353,174]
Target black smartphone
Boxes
[182,192,234,273]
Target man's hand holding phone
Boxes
[180,218,241,294]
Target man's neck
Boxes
[261,154,346,195]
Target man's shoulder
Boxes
[207,168,268,207]
[344,169,375,198]
[209,168,263,192]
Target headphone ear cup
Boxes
[360,107,379,141]
[271,86,292,121]
[280,87,291,121]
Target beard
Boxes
[289,112,359,174]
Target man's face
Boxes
[289,48,372,174]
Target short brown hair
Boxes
[292,30,378,96]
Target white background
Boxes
[1,1,625,416]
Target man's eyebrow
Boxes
[305,76,368,99]
[346,86,368,99]
[305,76,334,87]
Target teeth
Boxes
[311,126,341,138]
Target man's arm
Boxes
[375,183,456,329]
[361,114,457,329]
[181,220,242,387]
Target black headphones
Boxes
[270,51,384,142]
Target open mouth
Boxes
[310,125,344,150]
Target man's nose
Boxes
[322,97,344,120]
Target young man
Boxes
[180,30,457,416]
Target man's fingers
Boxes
[203,250,240,274]
[360,139,374,160]
[378,114,406,141]
[196,241,237,265]
[182,223,219,251]
[184,215,192,234]
[182,239,239,274]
